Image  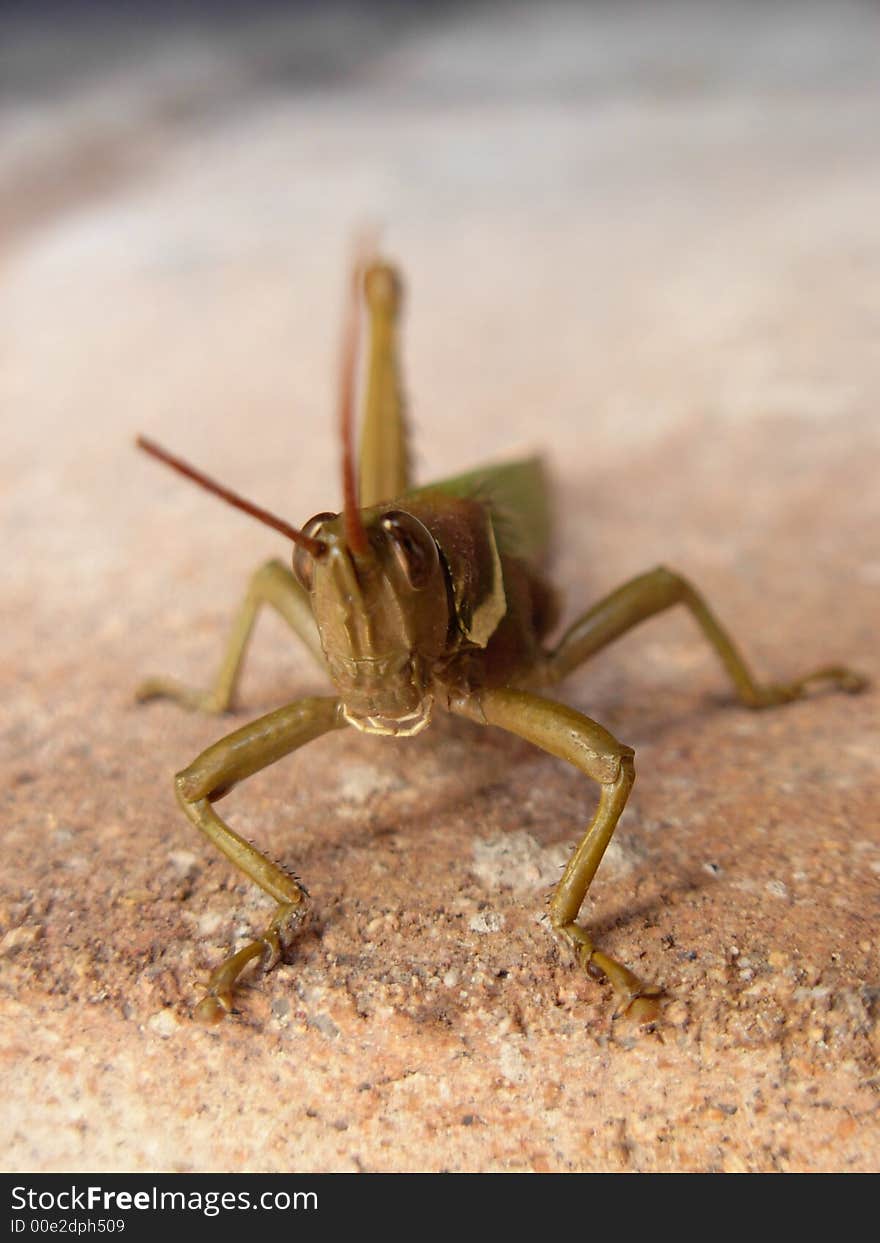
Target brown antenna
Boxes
[338,253,369,558]
[136,436,327,558]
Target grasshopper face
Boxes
[295,508,451,736]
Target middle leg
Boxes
[137,558,323,714]
[545,564,865,706]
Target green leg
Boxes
[546,565,866,706]
[175,695,346,1021]
[137,558,324,714]
[452,689,661,1020]
[358,262,411,508]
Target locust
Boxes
[137,255,867,1024]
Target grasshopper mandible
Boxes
[137,255,866,1023]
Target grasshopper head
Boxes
[293,508,449,736]
[290,250,452,736]
[138,254,449,737]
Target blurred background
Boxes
[5,0,879,612]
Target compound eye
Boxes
[381,511,438,590]
[292,511,336,591]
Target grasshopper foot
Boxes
[136,676,230,715]
[194,992,233,1025]
[559,923,663,1024]
[193,911,301,1022]
[745,664,868,709]
[193,937,270,1024]
[821,667,868,695]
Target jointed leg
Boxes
[546,565,866,706]
[137,558,323,714]
[175,695,346,1021]
[452,689,660,1019]
[358,261,411,509]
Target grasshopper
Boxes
[137,255,866,1024]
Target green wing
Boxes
[404,456,551,564]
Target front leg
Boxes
[173,695,346,1021]
[451,688,661,1021]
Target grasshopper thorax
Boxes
[294,507,450,737]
